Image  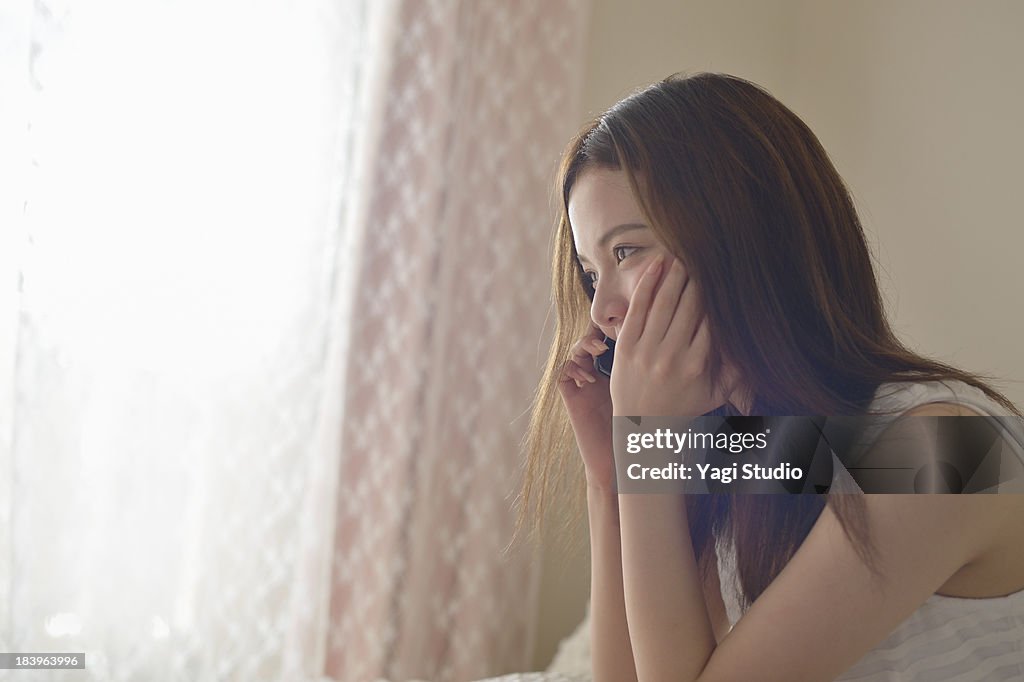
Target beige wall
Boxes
[532,0,1024,670]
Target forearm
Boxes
[587,480,639,682]
[618,494,716,682]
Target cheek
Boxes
[624,272,646,300]
[624,253,667,298]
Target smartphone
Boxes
[593,336,615,378]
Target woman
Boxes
[516,73,1024,681]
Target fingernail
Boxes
[584,373,597,383]
[648,257,663,277]
[591,340,609,353]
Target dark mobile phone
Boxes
[593,336,615,378]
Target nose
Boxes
[590,281,628,338]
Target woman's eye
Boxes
[613,246,638,263]
[581,248,640,292]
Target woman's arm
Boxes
[618,494,716,681]
[587,478,639,682]
[614,405,1013,682]
[588,463,731,682]
[556,326,641,680]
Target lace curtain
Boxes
[0,1,590,681]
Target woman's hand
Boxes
[556,322,616,490]
[610,256,734,418]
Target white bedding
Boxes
[472,674,591,682]
[471,601,593,681]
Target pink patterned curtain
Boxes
[323,1,590,680]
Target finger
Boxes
[690,318,733,405]
[568,342,589,363]
[563,352,597,382]
[570,336,607,362]
[585,336,610,356]
[569,363,598,384]
[583,323,612,355]
[586,321,607,343]
[689,315,713,367]
[619,256,665,346]
[560,360,580,384]
[556,371,578,391]
[663,274,702,349]
[721,360,745,400]
[559,367,585,390]
[644,257,688,343]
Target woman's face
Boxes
[569,166,750,413]
[568,167,676,342]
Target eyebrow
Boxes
[576,223,649,266]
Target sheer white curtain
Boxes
[0,1,590,681]
[1,1,377,679]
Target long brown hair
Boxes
[513,72,1020,611]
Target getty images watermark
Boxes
[612,415,1024,494]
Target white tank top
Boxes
[717,380,1024,681]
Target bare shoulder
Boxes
[897,401,1022,510]
[894,402,1024,594]
[900,401,987,417]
